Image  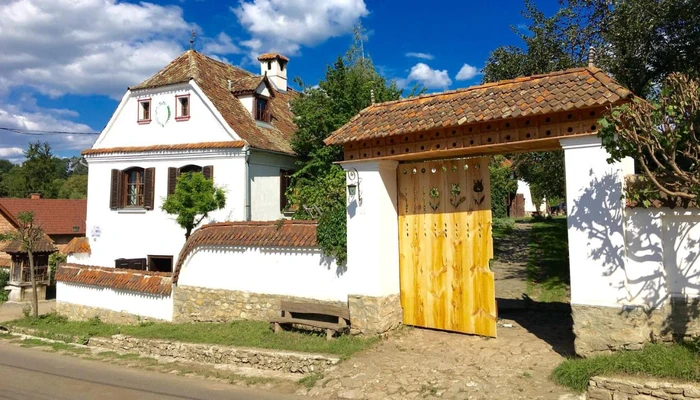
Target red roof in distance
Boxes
[0,198,87,235]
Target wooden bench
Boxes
[270,301,351,340]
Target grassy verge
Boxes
[553,342,700,392]
[525,217,569,302]
[6,314,377,357]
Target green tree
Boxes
[0,211,45,318]
[513,151,566,211]
[58,175,88,199]
[489,156,519,219]
[599,73,700,206]
[288,24,421,264]
[161,172,226,239]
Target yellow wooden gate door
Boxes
[397,157,497,337]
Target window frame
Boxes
[175,94,190,121]
[254,95,270,123]
[122,167,145,208]
[137,98,152,124]
[147,255,173,273]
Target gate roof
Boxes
[325,67,632,160]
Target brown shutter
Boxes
[110,169,121,209]
[202,165,214,181]
[144,167,155,210]
[167,167,178,196]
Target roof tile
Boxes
[0,198,86,235]
[56,263,172,296]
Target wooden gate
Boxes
[397,157,497,337]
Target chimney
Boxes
[30,193,41,199]
[257,53,288,92]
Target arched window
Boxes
[109,167,155,210]
[123,167,144,207]
[167,165,213,196]
[179,164,202,175]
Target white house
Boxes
[77,51,299,272]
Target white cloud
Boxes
[406,63,452,89]
[232,0,369,58]
[456,63,480,81]
[0,101,97,155]
[0,0,198,99]
[406,52,434,60]
[203,33,242,55]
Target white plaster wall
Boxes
[259,60,287,91]
[239,95,254,115]
[561,136,635,307]
[84,152,246,268]
[624,208,700,305]
[343,160,400,297]
[95,83,237,148]
[178,246,347,302]
[66,253,91,265]
[57,282,173,321]
[249,150,297,221]
[517,180,541,213]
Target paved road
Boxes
[0,341,303,400]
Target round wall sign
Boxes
[155,101,171,127]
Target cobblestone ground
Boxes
[491,223,532,302]
[299,310,576,400]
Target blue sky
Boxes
[0,0,561,161]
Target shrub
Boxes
[0,269,9,302]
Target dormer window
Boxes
[255,96,270,122]
[138,99,151,124]
[267,61,272,70]
[175,94,190,121]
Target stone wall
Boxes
[57,301,167,324]
[573,298,700,356]
[588,376,700,399]
[173,285,347,323]
[348,294,403,335]
[89,335,339,374]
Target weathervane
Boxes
[190,30,197,50]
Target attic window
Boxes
[267,61,272,70]
[138,99,151,124]
[255,96,270,123]
[175,94,190,121]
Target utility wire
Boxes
[0,126,100,136]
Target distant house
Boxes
[0,194,87,267]
[0,194,86,301]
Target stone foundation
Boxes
[5,284,47,302]
[57,301,167,324]
[588,376,700,399]
[172,285,346,323]
[348,293,403,335]
[573,298,700,356]
[89,335,339,374]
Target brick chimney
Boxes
[257,53,289,92]
[30,193,41,199]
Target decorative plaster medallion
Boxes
[155,101,171,127]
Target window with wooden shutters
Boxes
[110,169,121,209]
[202,165,214,180]
[167,167,178,196]
[122,167,145,207]
[280,169,295,212]
[144,167,155,209]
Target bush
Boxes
[0,269,9,302]
[492,217,515,232]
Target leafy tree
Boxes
[513,151,566,211]
[68,156,88,175]
[0,166,27,198]
[489,156,519,219]
[161,172,226,239]
[288,25,421,264]
[58,175,88,199]
[599,73,700,206]
[0,211,46,318]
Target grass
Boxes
[298,372,324,388]
[553,342,700,392]
[7,313,378,357]
[525,217,570,302]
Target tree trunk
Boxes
[28,250,38,318]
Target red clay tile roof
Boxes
[63,237,91,254]
[229,76,275,97]
[0,198,86,235]
[83,141,247,156]
[56,263,172,296]
[325,67,634,145]
[173,220,318,284]
[128,50,298,155]
[257,53,289,62]
[1,233,56,254]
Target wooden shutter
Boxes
[144,167,155,210]
[202,165,214,181]
[167,167,178,196]
[110,169,121,209]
